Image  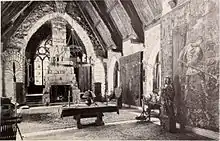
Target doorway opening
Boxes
[153,53,161,92]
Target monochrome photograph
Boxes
[0,0,219,140]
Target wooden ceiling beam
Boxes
[11,1,32,23]
[2,2,39,46]
[85,1,116,50]
[91,0,122,51]
[106,0,118,14]
[1,2,29,26]
[120,0,144,42]
[1,1,13,14]
[76,2,107,57]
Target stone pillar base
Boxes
[42,93,50,106]
[72,89,80,104]
[161,115,176,133]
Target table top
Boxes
[61,102,119,117]
[62,102,117,109]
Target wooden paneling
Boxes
[131,0,154,25]
[120,0,144,42]
[104,0,137,39]
[78,66,91,92]
[146,0,162,17]
[120,51,143,106]
[92,0,122,50]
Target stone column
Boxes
[51,18,68,64]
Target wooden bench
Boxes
[61,103,119,129]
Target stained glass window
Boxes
[34,39,51,85]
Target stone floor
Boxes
[17,105,211,140]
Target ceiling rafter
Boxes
[1,1,29,26]
[2,2,40,47]
[76,1,107,57]
[106,0,119,14]
[84,1,116,50]
[1,0,156,54]
[11,1,32,23]
[1,1,13,14]
[91,0,122,52]
[120,0,144,42]
[131,0,162,27]
[104,0,137,40]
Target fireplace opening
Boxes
[50,85,72,103]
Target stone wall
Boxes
[2,49,25,100]
[122,39,144,56]
[93,58,106,95]
[143,24,161,97]
[161,0,219,131]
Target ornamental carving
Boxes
[2,49,26,82]
[9,2,55,48]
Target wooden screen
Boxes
[120,51,143,106]
[78,66,91,92]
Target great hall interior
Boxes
[0,0,219,140]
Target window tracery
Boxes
[34,39,51,85]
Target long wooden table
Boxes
[61,103,119,129]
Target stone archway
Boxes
[4,3,105,98]
[108,56,120,95]
[23,12,96,59]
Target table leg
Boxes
[147,108,151,121]
[75,115,82,129]
[95,113,104,126]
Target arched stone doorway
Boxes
[4,9,105,101]
[113,61,120,90]
[153,53,161,92]
[24,18,90,103]
[108,56,120,95]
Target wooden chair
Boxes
[144,94,161,121]
[136,94,161,121]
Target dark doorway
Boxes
[113,61,119,89]
[77,65,92,92]
[50,85,72,103]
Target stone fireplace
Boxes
[42,17,80,104]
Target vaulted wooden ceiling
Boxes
[1,0,162,57]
